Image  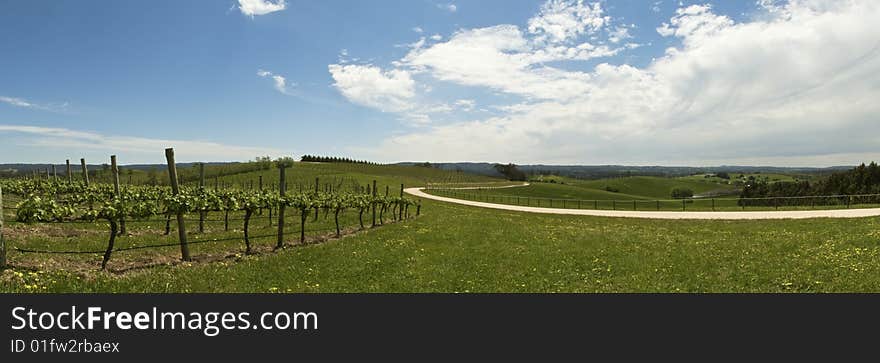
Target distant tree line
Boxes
[740,162,880,205]
[300,155,378,165]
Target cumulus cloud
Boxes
[400,24,624,100]
[0,125,285,162]
[527,0,609,44]
[238,0,286,17]
[329,0,631,127]
[328,64,416,113]
[362,0,880,166]
[657,4,734,44]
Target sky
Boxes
[1,0,879,166]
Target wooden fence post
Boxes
[111,155,126,235]
[80,158,89,186]
[51,164,57,180]
[199,162,205,233]
[276,165,286,250]
[66,159,72,183]
[0,184,6,269]
[164,148,191,261]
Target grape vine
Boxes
[1,179,419,269]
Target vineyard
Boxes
[0,149,422,273]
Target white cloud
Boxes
[0,96,70,112]
[412,27,424,33]
[437,3,457,13]
[0,125,285,162]
[0,96,34,108]
[454,99,476,111]
[362,0,880,166]
[652,1,663,13]
[328,64,416,113]
[400,24,622,100]
[257,69,293,94]
[527,0,609,44]
[657,4,734,44]
[238,0,286,16]
[608,25,633,44]
[430,34,443,41]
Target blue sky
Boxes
[2,0,879,166]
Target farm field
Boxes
[3,196,880,292]
[2,163,880,293]
[524,175,738,198]
[427,173,880,212]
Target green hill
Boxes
[573,176,736,199]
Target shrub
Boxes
[671,188,694,199]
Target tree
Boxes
[493,163,526,181]
[275,156,296,168]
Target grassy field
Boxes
[428,175,744,210]
[571,176,737,198]
[3,164,879,293]
[526,175,737,199]
[3,197,880,292]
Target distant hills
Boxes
[1,161,855,180]
[395,162,854,180]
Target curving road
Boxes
[405,185,880,220]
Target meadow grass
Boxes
[3,198,880,293]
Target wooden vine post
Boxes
[198,162,205,233]
[313,177,319,221]
[100,155,122,269]
[276,164,287,250]
[66,159,72,183]
[111,155,126,235]
[399,184,405,220]
[0,184,6,269]
[51,164,57,180]
[371,180,377,227]
[80,158,89,186]
[164,148,191,262]
[258,175,264,216]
